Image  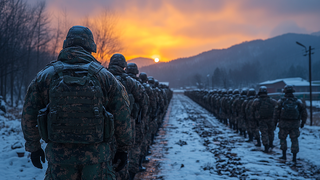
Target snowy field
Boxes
[0,94,320,179]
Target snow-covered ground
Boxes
[139,94,320,179]
[305,100,320,108]
[1,94,320,179]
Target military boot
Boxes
[280,150,287,160]
[129,171,136,180]
[142,156,150,163]
[246,133,253,142]
[239,130,243,135]
[229,122,232,129]
[139,156,146,172]
[243,131,247,138]
[269,141,274,149]
[263,145,269,153]
[292,153,297,163]
[255,137,261,147]
[234,124,238,133]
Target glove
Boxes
[301,123,304,128]
[112,151,127,172]
[31,148,45,169]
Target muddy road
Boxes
[136,93,320,180]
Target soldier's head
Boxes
[126,63,139,75]
[241,88,247,96]
[218,89,222,94]
[139,72,148,83]
[155,80,159,87]
[227,89,233,95]
[109,54,127,68]
[148,76,155,84]
[63,26,96,53]
[233,89,240,95]
[283,85,295,94]
[258,86,268,95]
[213,89,218,94]
[247,88,256,97]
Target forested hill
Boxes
[140,33,320,88]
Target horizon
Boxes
[28,0,320,62]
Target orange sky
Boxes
[33,0,320,62]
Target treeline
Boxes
[0,0,53,106]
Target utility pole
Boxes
[296,42,315,126]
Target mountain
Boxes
[140,33,320,88]
[127,57,156,68]
[311,31,320,36]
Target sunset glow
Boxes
[39,0,320,62]
[154,58,159,63]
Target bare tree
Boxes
[83,10,123,66]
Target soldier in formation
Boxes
[185,84,307,163]
[21,26,172,180]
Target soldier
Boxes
[0,96,6,115]
[125,63,149,174]
[273,85,307,162]
[251,86,277,153]
[21,26,132,180]
[108,54,146,180]
[233,88,248,137]
[242,89,257,143]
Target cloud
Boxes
[270,21,309,37]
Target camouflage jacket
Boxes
[21,46,132,164]
[273,94,307,128]
[142,83,156,117]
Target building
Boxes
[259,77,320,93]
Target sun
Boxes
[154,58,159,63]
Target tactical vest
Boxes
[280,97,300,120]
[37,61,114,144]
[115,74,135,111]
[257,97,274,119]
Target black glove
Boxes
[31,148,45,169]
[301,123,304,128]
[112,151,127,172]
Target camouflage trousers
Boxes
[258,119,275,146]
[129,124,144,174]
[45,162,115,180]
[238,117,246,131]
[279,128,300,153]
[248,118,260,139]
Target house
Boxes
[259,77,320,93]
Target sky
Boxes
[32,0,320,62]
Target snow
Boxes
[305,100,320,108]
[260,77,320,87]
[0,94,320,179]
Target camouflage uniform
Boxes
[21,46,132,180]
[245,96,260,143]
[251,94,277,149]
[233,93,247,136]
[108,63,146,178]
[273,93,307,154]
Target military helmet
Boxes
[155,80,159,87]
[227,89,233,94]
[139,72,148,82]
[63,26,96,53]
[109,54,127,68]
[283,85,295,93]
[241,88,247,95]
[247,88,256,96]
[126,63,139,75]
[222,89,227,94]
[233,89,240,94]
[148,76,155,84]
[213,89,217,93]
[258,86,268,95]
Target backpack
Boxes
[257,97,274,119]
[38,61,114,144]
[280,97,300,120]
[115,74,135,111]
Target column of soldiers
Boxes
[185,85,307,163]
[21,26,172,180]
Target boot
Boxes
[139,156,146,172]
[147,146,152,155]
[280,150,287,160]
[255,137,261,147]
[243,131,247,138]
[234,124,238,133]
[129,171,136,180]
[229,122,232,129]
[239,130,243,135]
[269,141,274,149]
[292,153,297,163]
[263,145,269,153]
[246,133,253,142]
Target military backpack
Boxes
[280,97,300,120]
[257,97,274,119]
